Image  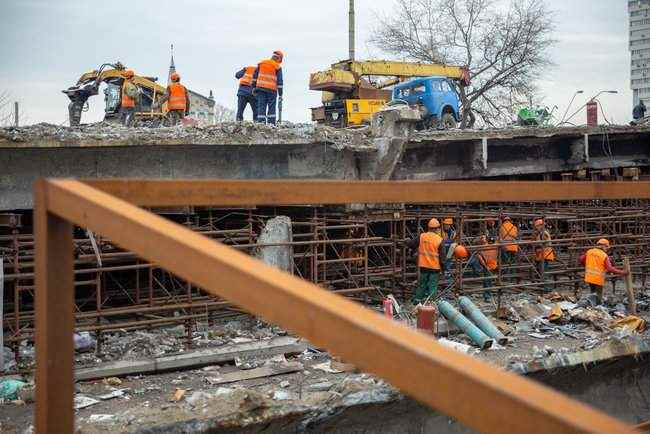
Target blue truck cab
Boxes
[391,76,461,129]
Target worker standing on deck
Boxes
[120,70,138,127]
[633,100,647,121]
[252,50,284,125]
[158,73,190,126]
[499,216,519,264]
[235,65,258,122]
[533,219,555,292]
[579,239,627,304]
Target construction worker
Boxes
[579,239,628,304]
[499,216,519,264]
[533,219,555,292]
[120,70,138,127]
[633,100,646,121]
[441,218,457,278]
[485,218,498,243]
[235,65,257,121]
[442,218,456,240]
[252,50,284,125]
[469,235,498,301]
[158,72,190,126]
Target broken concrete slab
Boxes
[205,362,303,385]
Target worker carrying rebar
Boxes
[406,218,468,304]
[499,216,519,264]
[533,218,555,292]
[235,65,258,122]
[120,70,139,127]
[252,50,284,125]
[158,72,190,126]
[579,239,628,304]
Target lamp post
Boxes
[562,90,619,126]
[557,90,583,126]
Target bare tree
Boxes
[371,0,556,128]
[213,103,236,123]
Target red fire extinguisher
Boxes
[586,101,598,127]
[383,298,394,319]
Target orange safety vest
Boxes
[418,232,442,270]
[479,245,498,271]
[121,80,136,108]
[239,66,255,87]
[535,230,555,262]
[167,83,188,111]
[584,248,608,286]
[499,221,519,253]
[256,59,280,91]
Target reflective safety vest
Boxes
[418,232,442,270]
[121,80,136,108]
[535,230,555,262]
[239,66,255,87]
[167,83,188,111]
[256,59,280,91]
[479,245,498,271]
[585,248,608,286]
[499,221,519,253]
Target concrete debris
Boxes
[307,381,333,392]
[88,414,117,424]
[255,216,293,273]
[437,338,473,354]
[74,395,101,410]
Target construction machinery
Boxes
[309,60,470,128]
[63,62,170,127]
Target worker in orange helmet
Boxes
[579,239,628,304]
[158,72,190,126]
[235,64,258,121]
[499,215,519,265]
[467,235,499,301]
[485,217,498,243]
[406,218,467,304]
[533,218,555,293]
[120,70,139,127]
[252,50,284,125]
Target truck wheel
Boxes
[441,112,457,130]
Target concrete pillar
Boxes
[255,216,293,273]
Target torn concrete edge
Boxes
[509,336,650,375]
[75,336,309,381]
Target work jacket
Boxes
[236,66,255,96]
[478,244,498,271]
[167,83,189,112]
[583,248,608,286]
[499,221,519,253]
[418,232,443,270]
[253,59,283,94]
[534,230,555,262]
[121,80,136,108]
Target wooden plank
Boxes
[83,179,650,207]
[75,337,308,381]
[42,179,637,434]
[624,258,637,315]
[34,180,75,434]
[205,362,303,385]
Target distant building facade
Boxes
[630,0,650,105]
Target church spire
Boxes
[168,44,176,84]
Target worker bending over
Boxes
[499,216,519,264]
[253,50,284,125]
[579,239,627,304]
[159,73,190,126]
[235,65,257,122]
[468,235,498,301]
[533,219,555,292]
[120,70,138,127]
[406,219,468,304]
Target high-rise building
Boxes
[630,0,650,105]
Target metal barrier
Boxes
[35,180,646,434]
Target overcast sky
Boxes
[0,0,631,126]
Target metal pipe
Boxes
[349,0,355,61]
[458,297,507,345]
[437,300,493,349]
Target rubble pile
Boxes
[0,121,373,149]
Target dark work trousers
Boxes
[236,94,257,121]
[256,90,277,125]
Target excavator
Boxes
[62,62,169,127]
[309,60,471,128]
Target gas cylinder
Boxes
[383,298,394,319]
[417,305,438,334]
[586,101,598,127]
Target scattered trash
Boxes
[529,333,549,339]
[88,414,116,424]
[547,304,563,322]
[102,377,122,387]
[437,338,473,353]
[171,389,186,402]
[97,389,128,400]
[272,390,290,400]
[74,395,100,410]
[1,347,17,372]
[0,379,26,400]
[312,360,344,374]
[74,332,96,352]
[280,381,290,388]
[307,381,333,392]
[610,316,647,333]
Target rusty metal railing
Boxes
[35,180,646,434]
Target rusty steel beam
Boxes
[35,179,638,434]
[83,179,650,207]
[34,180,75,434]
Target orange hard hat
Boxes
[427,218,441,229]
[597,238,610,247]
[170,72,180,82]
[123,70,135,78]
[534,219,544,227]
[273,50,284,62]
[443,218,454,225]
[454,245,469,259]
